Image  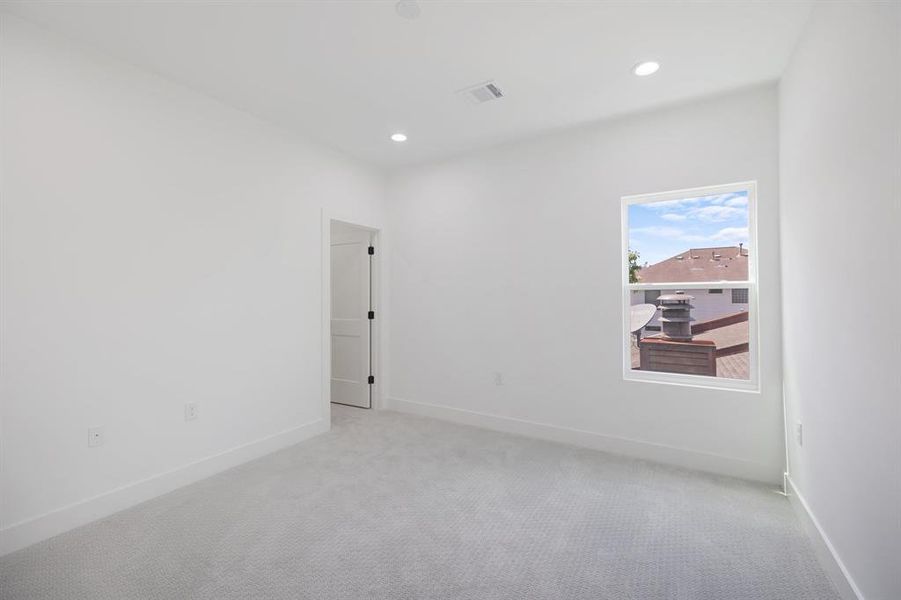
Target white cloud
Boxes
[630,225,686,238]
[687,205,745,223]
[725,196,749,207]
[710,226,749,243]
[632,224,749,247]
[631,226,711,243]
[644,197,702,211]
[639,193,749,222]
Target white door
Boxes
[330,224,372,408]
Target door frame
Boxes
[321,210,382,422]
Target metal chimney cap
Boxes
[657,293,694,302]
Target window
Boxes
[731,288,749,304]
[623,182,758,391]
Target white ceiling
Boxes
[1,1,813,168]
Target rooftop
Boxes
[631,312,750,380]
[637,246,748,284]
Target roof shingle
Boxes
[637,246,748,284]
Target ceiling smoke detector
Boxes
[395,1,421,20]
[458,80,505,105]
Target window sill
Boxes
[623,369,760,394]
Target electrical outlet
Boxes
[795,422,803,446]
[493,372,504,386]
[88,427,104,447]
[185,402,199,421]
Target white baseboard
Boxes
[0,418,329,557]
[785,474,863,600]
[386,397,779,484]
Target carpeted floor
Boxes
[1,406,838,599]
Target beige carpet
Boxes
[1,405,838,599]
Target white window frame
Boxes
[621,181,759,392]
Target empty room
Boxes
[0,1,898,599]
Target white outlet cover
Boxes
[88,427,104,447]
[185,402,198,421]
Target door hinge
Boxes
[368,375,375,384]
[368,246,375,255]
[368,310,375,320]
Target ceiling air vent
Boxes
[458,80,504,105]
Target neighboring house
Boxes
[630,245,749,329]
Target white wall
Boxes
[387,87,783,482]
[0,15,386,554]
[779,3,901,599]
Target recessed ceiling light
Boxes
[391,133,408,142]
[632,61,660,77]
[395,1,421,20]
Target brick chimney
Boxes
[638,290,716,377]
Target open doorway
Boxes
[329,220,377,409]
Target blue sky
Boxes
[628,191,749,266]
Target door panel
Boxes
[330,225,371,408]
